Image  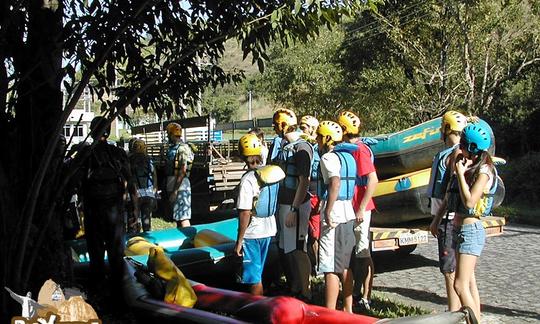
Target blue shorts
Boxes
[241,237,271,284]
[453,221,486,257]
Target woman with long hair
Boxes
[447,122,497,321]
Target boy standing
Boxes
[235,134,284,295]
[316,121,357,312]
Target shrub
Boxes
[498,152,540,204]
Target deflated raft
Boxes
[123,257,379,324]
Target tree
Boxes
[0,0,373,318]
[261,0,540,134]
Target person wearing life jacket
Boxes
[427,110,468,312]
[165,122,194,228]
[316,120,357,312]
[76,116,138,303]
[335,111,378,312]
[129,139,158,232]
[234,134,285,295]
[299,115,322,275]
[271,108,313,301]
[437,122,496,321]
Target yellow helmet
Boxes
[166,122,182,137]
[337,111,361,136]
[300,115,319,129]
[238,134,262,157]
[132,139,146,154]
[442,111,467,134]
[272,108,297,133]
[316,121,343,146]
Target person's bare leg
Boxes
[325,273,340,310]
[363,257,374,301]
[342,268,354,313]
[444,271,461,311]
[178,219,190,227]
[454,254,480,321]
[470,272,481,317]
[250,282,264,296]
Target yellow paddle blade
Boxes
[193,229,234,248]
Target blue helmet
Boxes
[462,123,491,154]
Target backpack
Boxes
[131,154,154,190]
[85,144,125,200]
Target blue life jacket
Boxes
[310,143,320,182]
[317,151,356,201]
[268,136,283,164]
[426,144,458,199]
[333,142,375,187]
[276,138,313,190]
[251,165,284,217]
[131,155,154,189]
[447,167,499,217]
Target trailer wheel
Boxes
[396,244,417,255]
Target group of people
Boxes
[234,108,498,319]
[72,110,496,319]
[233,109,378,313]
[428,111,498,321]
[70,116,194,302]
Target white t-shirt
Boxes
[319,151,356,224]
[236,170,277,239]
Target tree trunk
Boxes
[1,1,64,320]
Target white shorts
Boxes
[319,219,355,274]
[353,210,372,258]
[277,200,311,254]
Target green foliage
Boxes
[498,152,540,204]
[260,0,540,136]
[495,203,540,227]
[258,26,351,119]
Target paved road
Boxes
[373,223,540,323]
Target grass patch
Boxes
[268,276,431,319]
[495,203,540,227]
[367,293,430,318]
[150,217,176,231]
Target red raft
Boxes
[123,258,378,324]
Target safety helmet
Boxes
[90,116,111,138]
[238,134,262,157]
[131,139,146,154]
[300,115,319,129]
[166,122,182,137]
[337,111,361,136]
[461,123,491,155]
[316,121,343,146]
[272,108,297,133]
[442,111,467,134]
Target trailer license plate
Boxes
[399,232,428,246]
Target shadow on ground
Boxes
[373,251,439,274]
[375,286,540,321]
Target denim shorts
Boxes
[453,221,486,257]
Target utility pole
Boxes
[248,90,252,120]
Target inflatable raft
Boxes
[123,257,379,324]
[371,117,495,179]
[371,167,506,226]
[69,218,278,282]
